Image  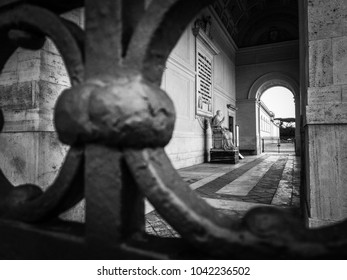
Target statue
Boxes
[222,129,235,150]
[194,15,212,37]
[211,110,235,150]
[211,110,224,128]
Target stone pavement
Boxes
[145,153,301,237]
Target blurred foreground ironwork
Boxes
[0,0,347,259]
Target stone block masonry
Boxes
[0,9,84,222]
[306,0,347,227]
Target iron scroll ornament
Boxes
[0,0,346,259]
[0,4,86,222]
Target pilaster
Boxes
[305,0,347,227]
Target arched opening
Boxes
[260,86,296,154]
[245,72,301,156]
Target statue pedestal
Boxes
[210,127,239,164]
[210,149,239,164]
[212,128,223,149]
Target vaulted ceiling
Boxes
[213,0,299,48]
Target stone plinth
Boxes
[212,128,223,149]
[210,149,239,164]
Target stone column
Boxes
[294,95,301,156]
[205,119,212,162]
[305,0,347,227]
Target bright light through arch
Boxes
[260,86,295,119]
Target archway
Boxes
[260,86,296,153]
[248,72,301,155]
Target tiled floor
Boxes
[145,153,301,237]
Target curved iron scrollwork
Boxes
[0,4,85,222]
[0,0,347,259]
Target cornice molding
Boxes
[208,6,238,53]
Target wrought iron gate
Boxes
[0,0,347,259]
[262,138,295,154]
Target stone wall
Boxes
[163,8,237,169]
[305,0,347,227]
[0,9,84,221]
